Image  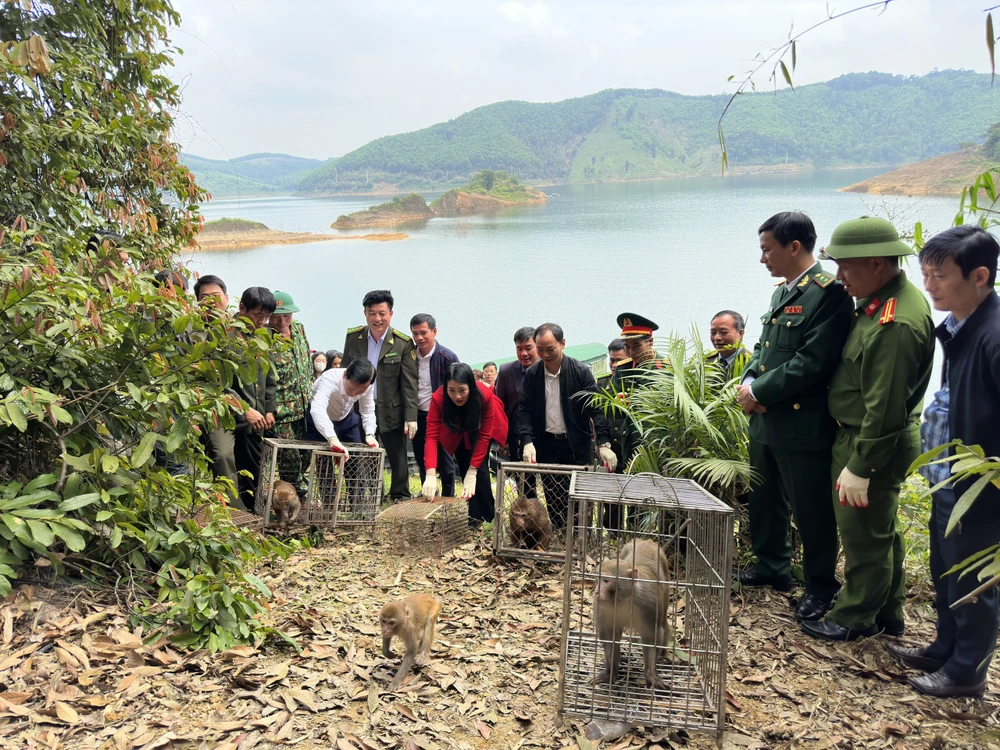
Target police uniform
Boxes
[341,325,418,501]
[801,218,934,641]
[741,260,854,610]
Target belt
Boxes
[835,420,858,430]
[544,431,568,440]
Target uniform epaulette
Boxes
[392,328,411,342]
[813,272,834,288]
[878,298,897,325]
[347,325,363,333]
[774,280,784,287]
[617,358,633,369]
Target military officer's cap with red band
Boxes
[616,312,659,340]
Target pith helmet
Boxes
[821,216,913,260]
[272,290,301,314]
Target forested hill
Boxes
[181,152,326,198]
[292,70,997,195]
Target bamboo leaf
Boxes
[989,13,996,87]
[946,472,995,536]
[791,40,797,72]
[779,60,794,90]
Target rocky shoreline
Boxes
[195,230,407,251]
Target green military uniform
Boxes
[271,310,313,491]
[744,261,854,599]
[822,219,934,632]
[341,325,418,501]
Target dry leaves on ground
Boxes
[0,534,998,749]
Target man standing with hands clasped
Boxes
[801,216,934,642]
[341,290,418,504]
[737,212,854,623]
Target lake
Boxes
[184,170,959,364]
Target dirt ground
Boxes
[1,532,998,750]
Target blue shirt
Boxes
[367,329,386,398]
[920,314,966,487]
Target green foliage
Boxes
[181,152,326,198]
[898,475,932,590]
[592,332,752,506]
[331,194,432,227]
[202,217,270,234]
[460,169,536,201]
[0,0,294,651]
[295,70,997,194]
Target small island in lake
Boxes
[429,170,547,214]
[197,217,406,251]
[331,193,435,229]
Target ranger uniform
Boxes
[802,217,934,641]
[742,260,854,610]
[341,324,418,501]
[269,292,313,492]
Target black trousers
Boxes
[334,410,360,443]
[378,426,410,501]
[454,441,497,524]
[412,410,456,497]
[535,432,584,530]
[927,487,999,683]
[234,429,262,513]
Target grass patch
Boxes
[202,217,270,234]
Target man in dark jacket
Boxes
[518,323,615,529]
[494,326,539,462]
[886,225,1000,699]
[409,313,459,497]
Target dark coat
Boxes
[937,290,1000,520]
[518,355,611,464]
[494,360,527,450]
[341,325,418,432]
[428,343,459,394]
[230,356,277,434]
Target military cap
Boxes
[821,216,913,260]
[616,312,658,339]
[272,290,301,313]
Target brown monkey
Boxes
[270,480,301,529]
[379,594,442,691]
[508,495,553,551]
[592,539,673,689]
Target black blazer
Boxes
[494,360,525,448]
[518,355,610,464]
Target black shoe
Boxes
[737,569,793,592]
[908,670,986,699]
[800,619,879,642]
[795,594,833,622]
[886,643,945,672]
[876,617,905,637]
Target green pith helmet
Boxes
[820,216,913,260]
[272,290,301,314]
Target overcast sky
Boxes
[169,0,990,162]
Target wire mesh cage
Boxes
[255,438,384,531]
[193,505,264,534]
[558,472,733,746]
[492,462,603,563]
[376,497,469,556]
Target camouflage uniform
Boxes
[271,319,313,490]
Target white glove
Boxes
[461,467,477,499]
[405,421,418,439]
[598,445,618,472]
[327,435,349,461]
[421,470,437,501]
[365,435,379,448]
[837,467,870,508]
[522,442,536,464]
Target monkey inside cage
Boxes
[558,472,732,747]
[492,461,602,563]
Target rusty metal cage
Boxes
[255,438,384,531]
[376,497,469,556]
[492,462,603,562]
[558,472,733,746]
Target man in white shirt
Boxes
[310,359,379,458]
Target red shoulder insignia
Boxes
[864,297,882,318]
[879,298,897,325]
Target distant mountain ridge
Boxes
[181,152,327,198]
[183,70,1000,197]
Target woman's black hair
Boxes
[442,363,482,435]
[325,349,342,371]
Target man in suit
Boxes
[494,326,539,462]
[737,212,854,623]
[707,310,750,377]
[518,322,616,529]
[409,312,459,497]
[341,290,418,503]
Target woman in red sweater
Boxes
[421,363,508,523]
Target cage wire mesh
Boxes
[492,462,604,562]
[377,497,469,556]
[193,505,263,534]
[558,472,732,745]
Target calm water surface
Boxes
[184,170,958,363]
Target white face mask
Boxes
[314,359,327,372]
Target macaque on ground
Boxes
[379,593,442,691]
[592,539,673,689]
[508,495,553,551]
[270,480,301,529]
